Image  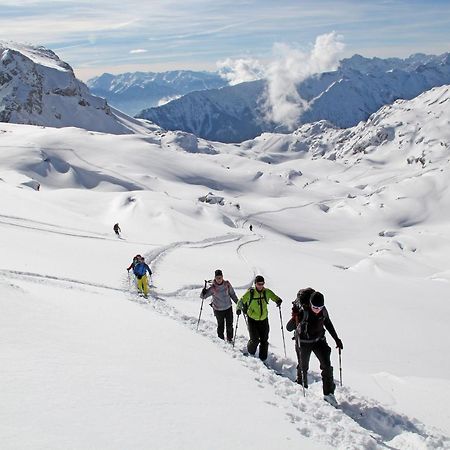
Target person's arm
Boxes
[324,309,343,349]
[200,286,213,299]
[146,264,152,276]
[228,283,239,304]
[290,309,304,332]
[265,289,283,306]
[236,289,250,312]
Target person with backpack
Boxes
[286,289,343,407]
[113,223,121,237]
[236,275,282,361]
[133,256,152,298]
[200,269,239,342]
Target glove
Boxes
[127,268,130,272]
[335,338,343,350]
[201,288,206,297]
[242,304,248,314]
[236,309,242,316]
[276,299,283,307]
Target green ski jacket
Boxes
[237,287,280,321]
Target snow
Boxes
[1,81,450,449]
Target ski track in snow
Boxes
[124,234,449,450]
[2,231,447,449]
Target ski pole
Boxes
[196,280,207,331]
[278,305,287,357]
[127,270,131,289]
[338,348,343,387]
[296,332,306,397]
[232,314,240,347]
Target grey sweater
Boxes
[201,280,238,311]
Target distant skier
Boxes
[133,256,152,298]
[200,269,239,342]
[113,223,121,238]
[286,289,343,407]
[236,275,282,361]
[249,224,253,232]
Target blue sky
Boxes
[1,0,449,80]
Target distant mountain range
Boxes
[87,71,228,116]
[0,42,151,134]
[137,53,450,143]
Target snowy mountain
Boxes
[87,70,228,116]
[0,42,152,134]
[137,53,450,143]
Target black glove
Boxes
[335,338,343,350]
[236,309,242,316]
[201,288,206,296]
[276,299,283,307]
[242,304,248,314]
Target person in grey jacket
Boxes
[201,269,239,342]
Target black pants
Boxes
[296,338,335,395]
[247,317,270,361]
[214,307,234,341]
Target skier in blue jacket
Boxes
[133,256,152,297]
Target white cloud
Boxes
[264,32,345,129]
[130,49,147,54]
[216,57,264,85]
[215,33,345,130]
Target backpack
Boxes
[244,288,268,315]
[296,306,328,344]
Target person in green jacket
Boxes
[236,275,282,361]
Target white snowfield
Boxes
[1,84,450,449]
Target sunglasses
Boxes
[310,304,323,312]
[255,282,265,286]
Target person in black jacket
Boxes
[286,289,343,406]
[113,223,121,237]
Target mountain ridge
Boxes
[137,52,450,143]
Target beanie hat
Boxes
[214,269,223,277]
[254,275,265,284]
[310,291,324,307]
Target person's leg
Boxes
[313,340,335,395]
[258,319,270,361]
[247,317,260,355]
[142,275,149,296]
[137,277,144,293]
[297,343,312,388]
[214,309,226,340]
[224,307,234,341]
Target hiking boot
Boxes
[323,393,338,408]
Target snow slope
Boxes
[0,85,449,449]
